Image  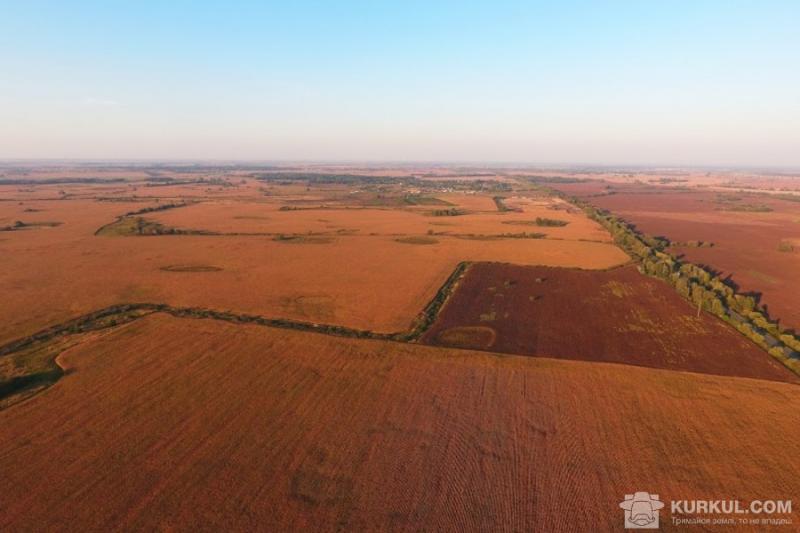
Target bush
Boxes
[534,217,569,227]
[431,208,464,217]
[769,346,786,359]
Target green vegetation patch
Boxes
[96,216,167,236]
[453,232,546,240]
[502,217,569,227]
[124,202,188,217]
[429,207,465,217]
[0,339,67,409]
[395,236,439,245]
[0,306,154,409]
[96,215,216,237]
[672,240,714,248]
[716,204,773,212]
[403,194,453,206]
[0,220,62,231]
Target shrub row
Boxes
[548,190,800,369]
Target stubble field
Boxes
[1,314,798,532]
[0,178,627,344]
[422,262,797,382]
[579,188,800,331]
[2,166,799,532]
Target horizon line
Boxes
[1,158,800,173]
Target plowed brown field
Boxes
[1,314,798,531]
[422,263,798,382]
[550,184,800,331]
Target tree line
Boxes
[549,190,800,372]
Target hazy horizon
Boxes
[2,1,798,166]
[3,159,800,174]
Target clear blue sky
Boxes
[1,1,798,165]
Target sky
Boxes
[1,1,798,166]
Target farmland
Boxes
[422,263,797,382]
[2,164,799,531]
[2,314,800,531]
[0,173,626,344]
[546,183,800,331]
[5,1,800,529]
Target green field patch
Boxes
[428,207,466,217]
[0,220,62,231]
[716,204,773,212]
[403,194,453,206]
[502,217,569,227]
[395,236,439,245]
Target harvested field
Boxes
[0,191,627,344]
[160,264,223,272]
[1,314,799,531]
[573,188,800,330]
[422,263,798,382]
[146,196,610,242]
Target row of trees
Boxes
[431,208,464,217]
[124,201,187,217]
[559,193,800,368]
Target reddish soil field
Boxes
[422,263,797,382]
[575,189,800,331]
[1,314,799,531]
